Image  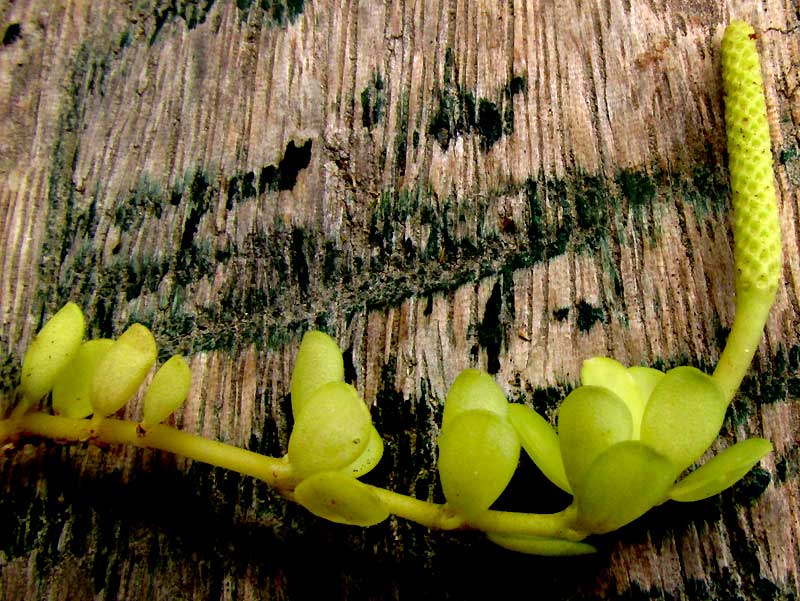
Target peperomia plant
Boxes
[0,21,783,555]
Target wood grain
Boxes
[1,0,799,598]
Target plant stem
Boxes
[1,412,581,540]
[369,487,582,539]
[713,291,775,404]
[370,487,465,530]
[3,412,295,487]
[467,505,583,540]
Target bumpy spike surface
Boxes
[721,20,781,296]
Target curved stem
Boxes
[370,487,465,530]
[1,412,581,541]
[467,505,583,540]
[4,412,295,487]
[713,290,775,404]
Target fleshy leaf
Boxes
[294,471,389,526]
[437,410,520,518]
[574,441,676,534]
[21,303,86,403]
[290,331,345,418]
[487,532,596,556]
[627,366,665,405]
[639,366,727,472]
[581,357,646,436]
[91,324,157,417]
[288,382,372,479]
[142,355,192,426]
[52,339,114,418]
[340,426,384,478]
[668,438,773,502]
[508,403,571,493]
[442,369,508,430]
[557,385,633,489]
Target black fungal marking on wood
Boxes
[291,227,311,295]
[774,440,800,485]
[276,139,313,190]
[477,99,503,151]
[506,75,527,97]
[395,94,410,175]
[553,306,570,321]
[575,299,605,333]
[228,138,314,203]
[114,176,165,229]
[322,239,343,286]
[731,467,772,506]
[427,48,525,152]
[573,172,608,249]
[779,146,797,164]
[2,23,22,46]
[423,295,434,316]
[687,152,733,216]
[477,281,504,374]
[360,71,386,130]
[342,345,357,385]
[149,0,217,45]
[551,300,605,333]
[285,0,305,20]
[176,170,213,284]
[226,171,257,210]
[617,168,657,212]
[243,0,306,25]
[523,175,573,263]
[529,383,574,414]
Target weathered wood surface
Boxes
[1,0,799,598]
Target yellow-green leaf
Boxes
[487,532,596,556]
[437,410,520,518]
[90,324,157,417]
[295,471,389,526]
[290,331,344,418]
[288,382,372,479]
[21,302,86,403]
[582,357,646,436]
[52,339,114,418]
[640,366,727,472]
[627,366,665,405]
[340,425,384,478]
[508,403,571,494]
[668,438,773,502]
[442,369,508,430]
[558,385,633,489]
[575,441,676,534]
[142,355,191,426]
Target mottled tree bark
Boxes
[1,0,799,599]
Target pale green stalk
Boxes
[713,292,775,402]
[0,411,583,540]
